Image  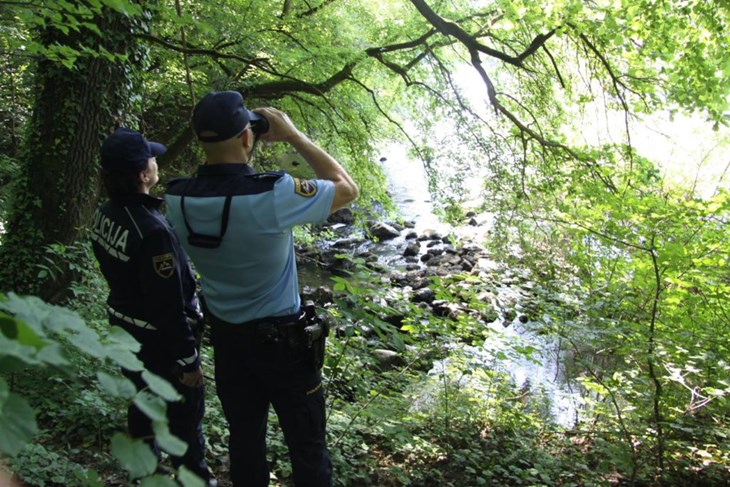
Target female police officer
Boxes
[165,91,359,486]
[90,127,215,485]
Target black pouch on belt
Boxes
[302,301,330,370]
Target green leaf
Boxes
[133,391,167,423]
[72,328,107,359]
[152,420,188,457]
[0,378,8,405]
[36,342,70,368]
[104,326,142,369]
[97,371,137,399]
[0,383,39,456]
[99,0,144,17]
[107,326,141,351]
[105,347,144,371]
[177,466,206,487]
[142,370,182,402]
[139,475,180,487]
[0,333,42,371]
[0,313,45,349]
[391,331,405,351]
[50,307,89,334]
[110,432,157,479]
[0,293,51,334]
[74,468,104,487]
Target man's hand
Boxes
[253,107,302,143]
[180,367,205,388]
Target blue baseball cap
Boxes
[192,90,265,142]
[100,127,166,172]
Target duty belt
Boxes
[208,303,326,349]
[209,310,307,343]
[108,306,158,331]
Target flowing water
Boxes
[378,145,581,427]
[300,145,582,426]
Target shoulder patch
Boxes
[293,178,318,198]
[152,253,176,278]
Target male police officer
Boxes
[91,128,215,485]
[164,91,359,486]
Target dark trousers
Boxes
[123,362,211,481]
[211,321,332,487]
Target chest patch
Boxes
[294,178,317,197]
[153,253,176,278]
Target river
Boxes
[297,143,580,427]
[379,145,581,427]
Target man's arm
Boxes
[255,107,359,213]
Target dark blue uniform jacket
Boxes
[90,193,200,372]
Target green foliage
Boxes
[6,443,87,487]
[481,132,730,481]
[0,155,19,226]
[4,0,143,67]
[0,293,205,485]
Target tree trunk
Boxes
[0,6,142,300]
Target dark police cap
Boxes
[100,127,166,172]
[192,90,264,142]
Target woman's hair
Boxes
[101,167,141,198]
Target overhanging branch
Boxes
[409,0,554,68]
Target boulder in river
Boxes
[418,229,443,241]
[327,207,355,225]
[368,221,401,241]
[403,243,420,257]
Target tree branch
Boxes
[245,62,357,99]
[299,0,340,17]
[136,33,264,66]
[409,0,553,68]
[347,76,423,156]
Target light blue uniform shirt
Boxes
[165,164,335,324]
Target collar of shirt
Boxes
[197,163,256,177]
[111,192,164,210]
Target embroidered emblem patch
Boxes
[153,253,175,278]
[294,178,318,197]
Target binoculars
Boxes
[249,111,269,136]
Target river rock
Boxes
[368,221,401,241]
[328,208,355,225]
[426,253,460,267]
[373,349,404,370]
[332,236,361,248]
[301,285,334,304]
[405,230,418,240]
[503,308,517,325]
[418,229,443,241]
[412,287,436,303]
[426,247,444,257]
[432,299,458,318]
[481,307,499,323]
[403,242,420,257]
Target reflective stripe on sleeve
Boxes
[176,350,199,367]
[108,306,157,331]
